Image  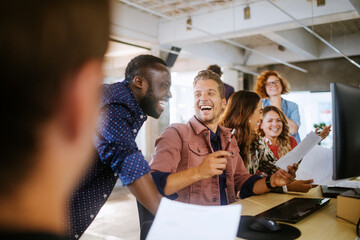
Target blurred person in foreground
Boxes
[0,0,109,239]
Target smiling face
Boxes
[139,67,172,119]
[265,75,283,97]
[248,100,263,131]
[193,79,226,126]
[260,110,283,140]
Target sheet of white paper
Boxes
[146,198,242,240]
[296,145,360,188]
[275,131,321,170]
[296,145,333,184]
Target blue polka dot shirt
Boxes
[67,81,151,239]
[96,81,150,185]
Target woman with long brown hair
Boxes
[219,90,262,168]
[259,106,297,159]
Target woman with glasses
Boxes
[254,70,301,143]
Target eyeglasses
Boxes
[265,80,281,87]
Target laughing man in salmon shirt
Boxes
[150,70,297,206]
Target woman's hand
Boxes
[287,179,316,193]
[271,163,297,187]
[315,125,332,140]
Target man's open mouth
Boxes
[200,105,213,111]
[159,100,168,109]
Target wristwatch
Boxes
[265,175,275,190]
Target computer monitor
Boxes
[331,82,360,180]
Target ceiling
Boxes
[123,0,244,17]
[105,0,360,77]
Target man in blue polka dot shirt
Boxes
[68,55,172,239]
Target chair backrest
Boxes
[136,201,155,240]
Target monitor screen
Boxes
[331,83,360,180]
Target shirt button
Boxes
[212,198,217,202]
[133,129,137,133]
[75,235,79,239]
[140,115,144,119]
[114,173,117,177]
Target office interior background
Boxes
[103,0,360,162]
[78,1,360,239]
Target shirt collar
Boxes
[264,137,274,145]
[122,81,147,121]
[193,116,220,136]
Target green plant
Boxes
[314,122,326,145]
[313,122,326,129]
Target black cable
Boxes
[357,217,360,237]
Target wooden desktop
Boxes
[235,186,357,239]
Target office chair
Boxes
[136,201,155,240]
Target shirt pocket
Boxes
[188,144,210,168]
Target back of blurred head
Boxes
[0,0,109,232]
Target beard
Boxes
[139,87,161,119]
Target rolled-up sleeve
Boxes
[239,175,263,199]
[96,104,150,186]
[150,171,178,200]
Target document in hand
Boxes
[296,145,360,188]
[275,131,321,170]
[146,198,242,240]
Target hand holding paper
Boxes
[275,132,321,170]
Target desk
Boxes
[235,187,357,239]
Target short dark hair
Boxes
[193,70,226,99]
[207,64,223,77]
[0,0,109,195]
[124,55,168,83]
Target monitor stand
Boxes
[320,185,357,198]
[340,188,360,199]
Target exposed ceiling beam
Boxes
[263,28,319,59]
[180,41,246,64]
[118,0,308,73]
[266,0,360,70]
[349,0,360,15]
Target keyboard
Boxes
[256,198,331,223]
